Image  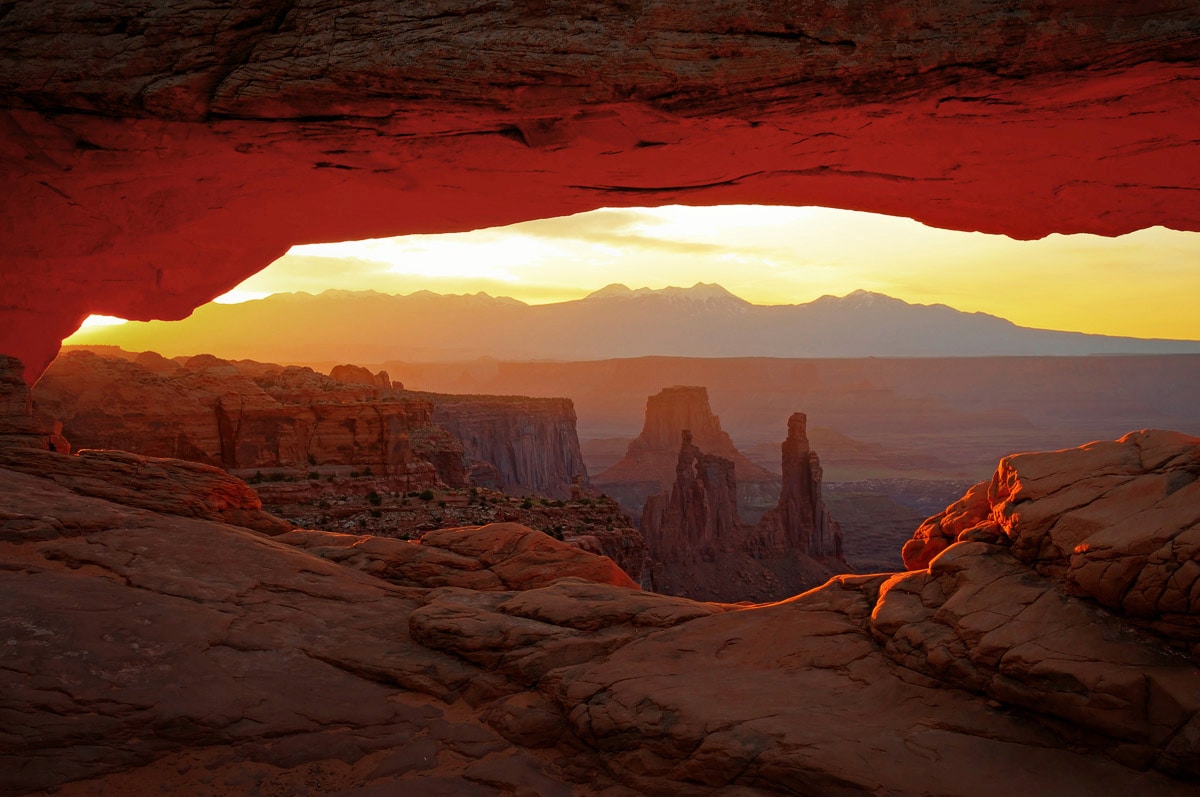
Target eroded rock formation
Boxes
[2,430,1199,794]
[902,429,1200,661]
[330,363,395,390]
[641,414,847,602]
[34,349,449,484]
[34,350,590,498]
[0,354,69,453]
[595,385,780,521]
[425,394,589,501]
[3,3,1198,380]
[756,412,843,561]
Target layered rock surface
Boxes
[426,394,589,501]
[902,429,1200,661]
[2,3,1199,380]
[595,386,780,522]
[0,354,69,453]
[34,350,588,498]
[3,432,1199,794]
[34,349,448,482]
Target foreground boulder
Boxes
[276,522,638,592]
[2,432,1199,794]
[902,429,1200,660]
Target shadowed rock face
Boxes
[2,2,1199,378]
[3,428,1200,794]
[0,354,69,453]
[641,414,847,602]
[756,412,843,561]
[595,385,780,521]
[32,350,590,498]
[427,395,590,501]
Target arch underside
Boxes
[1,1,1198,379]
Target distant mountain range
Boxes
[74,283,1200,362]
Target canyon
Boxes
[3,2,1199,794]
[2,358,1199,793]
[381,354,1200,483]
[34,349,587,500]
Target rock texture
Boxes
[0,354,69,453]
[3,432,1200,795]
[254,477,651,588]
[276,522,638,593]
[595,386,780,522]
[641,415,847,602]
[0,445,291,537]
[34,350,450,484]
[3,3,1199,380]
[425,394,590,501]
[35,350,589,498]
[330,364,396,390]
[902,429,1200,661]
[756,412,843,561]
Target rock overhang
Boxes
[2,1,1199,380]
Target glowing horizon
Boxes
[71,205,1200,341]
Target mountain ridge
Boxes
[73,284,1200,363]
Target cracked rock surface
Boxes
[2,431,1199,794]
[903,430,1200,658]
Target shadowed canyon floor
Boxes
[2,428,1199,795]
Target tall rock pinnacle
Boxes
[760,413,843,561]
[641,412,848,602]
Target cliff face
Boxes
[642,431,740,566]
[426,395,589,501]
[900,429,1200,657]
[641,414,848,602]
[33,350,590,498]
[0,354,69,453]
[34,351,448,485]
[595,385,780,521]
[2,3,1198,381]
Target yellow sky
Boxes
[73,205,1200,341]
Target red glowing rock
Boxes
[1,3,1198,378]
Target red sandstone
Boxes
[1,3,1198,379]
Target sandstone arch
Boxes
[2,1,1199,378]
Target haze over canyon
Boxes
[3,1,1199,796]
[72,284,1200,364]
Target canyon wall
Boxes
[33,351,589,498]
[594,385,780,522]
[641,413,848,602]
[34,351,447,485]
[0,354,69,453]
[426,395,589,501]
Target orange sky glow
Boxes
[71,205,1200,342]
